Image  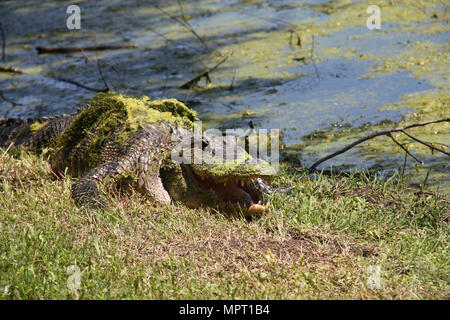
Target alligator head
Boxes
[160,129,276,216]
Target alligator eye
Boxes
[189,137,209,150]
[202,139,209,150]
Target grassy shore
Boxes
[0,148,448,299]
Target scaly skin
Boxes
[0,92,275,216]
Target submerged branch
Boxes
[310,35,320,82]
[36,44,138,54]
[55,77,108,92]
[0,65,22,74]
[0,90,19,107]
[387,133,423,164]
[0,21,5,62]
[154,4,213,53]
[96,59,113,92]
[401,129,450,157]
[309,118,450,170]
[180,53,232,89]
[80,51,118,92]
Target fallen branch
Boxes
[0,21,5,62]
[387,133,422,164]
[79,50,120,92]
[36,44,138,54]
[0,56,107,93]
[180,53,231,89]
[55,77,108,92]
[400,129,450,157]
[293,57,306,62]
[0,65,107,93]
[0,65,23,74]
[0,90,19,107]
[309,118,450,170]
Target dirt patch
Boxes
[286,227,378,258]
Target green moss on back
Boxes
[52,92,199,174]
[115,94,199,130]
[29,120,48,134]
[147,98,199,125]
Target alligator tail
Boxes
[0,114,77,149]
[0,117,38,148]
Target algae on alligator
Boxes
[0,92,276,216]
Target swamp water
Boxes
[0,0,448,193]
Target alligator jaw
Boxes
[246,203,267,215]
[187,167,273,215]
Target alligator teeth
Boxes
[247,203,266,215]
[240,180,245,187]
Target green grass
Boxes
[0,148,448,299]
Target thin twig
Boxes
[309,118,450,170]
[0,21,5,62]
[401,150,408,180]
[177,0,187,23]
[310,35,320,82]
[421,169,431,190]
[0,90,20,117]
[183,89,193,107]
[55,77,108,92]
[229,29,241,91]
[401,129,450,157]
[180,52,232,89]
[160,68,169,99]
[80,50,114,92]
[96,59,114,92]
[154,4,213,53]
[388,133,423,164]
[0,90,20,106]
[229,66,237,91]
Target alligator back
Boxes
[50,93,198,176]
[1,92,198,178]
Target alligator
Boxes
[0,92,276,216]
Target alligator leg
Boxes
[72,125,173,209]
[71,161,121,209]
